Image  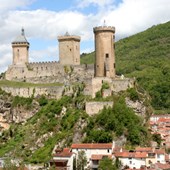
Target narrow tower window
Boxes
[106,53,109,58]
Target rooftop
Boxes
[12,28,29,44]
[71,143,112,149]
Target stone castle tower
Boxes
[12,28,29,65]
[93,26,116,78]
[58,32,81,65]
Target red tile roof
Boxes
[71,143,112,149]
[53,148,73,157]
[91,154,112,160]
[115,151,148,158]
[155,162,170,169]
[135,147,153,152]
[154,148,165,154]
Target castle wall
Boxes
[1,86,64,99]
[91,77,135,98]
[5,62,95,84]
[85,101,113,115]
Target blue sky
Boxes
[0,0,169,73]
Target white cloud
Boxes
[102,0,170,39]
[0,0,35,12]
[0,0,169,73]
[77,0,113,8]
[30,45,59,63]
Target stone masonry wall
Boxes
[85,101,113,115]
[91,77,135,98]
[5,63,94,84]
[1,86,64,99]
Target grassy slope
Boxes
[81,21,170,112]
[0,89,150,164]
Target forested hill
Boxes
[81,21,170,113]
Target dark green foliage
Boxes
[12,96,33,109]
[152,133,162,146]
[98,157,116,170]
[101,81,110,90]
[127,88,139,101]
[76,150,87,170]
[84,129,112,143]
[38,95,48,106]
[61,110,80,130]
[80,52,95,64]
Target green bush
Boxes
[127,88,139,101]
[38,95,48,106]
[12,96,33,109]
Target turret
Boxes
[58,32,80,65]
[93,26,116,78]
[12,28,29,65]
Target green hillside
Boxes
[0,88,151,164]
[81,21,170,112]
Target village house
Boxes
[50,142,170,170]
[114,147,168,169]
[50,148,75,170]
[150,114,170,148]
[71,143,113,169]
[51,143,113,170]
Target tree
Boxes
[98,157,116,170]
[152,133,162,146]
[76,150,87,170]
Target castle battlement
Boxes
[58,35,81,42]
[29,61,59,65]
[93,26,115,33]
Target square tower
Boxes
[58,33,81,65]
[12,28,29,65]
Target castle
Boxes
[4,26,134,98]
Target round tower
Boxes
[93,26,116,78]
[12,28,29,65]
[58,32,81,65]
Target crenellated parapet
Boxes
[93,26,115,33]
[29,61,59,66]
[58,35,80,42]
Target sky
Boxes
[0,0,170,73]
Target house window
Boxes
[130,161,132,164]
[107,149,110,153]
[106,53,109,58]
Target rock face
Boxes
[0,93,39,131]
[125,97,146,117]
